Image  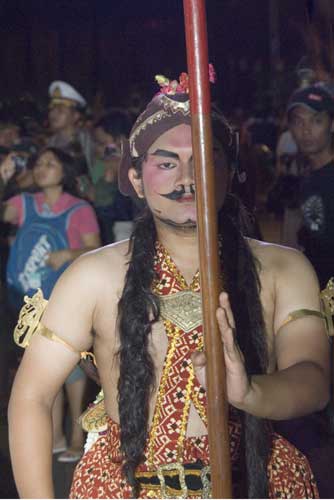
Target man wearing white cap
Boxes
[47,81,94,176]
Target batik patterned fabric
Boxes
[70,241,319,499]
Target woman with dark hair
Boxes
[0,146,101,462]
[8,76,329,499]
[1,147,101,302]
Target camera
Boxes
[103,144,119,160]
[13,155,28,174]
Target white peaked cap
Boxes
[49,80,86,108]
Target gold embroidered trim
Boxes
[177,364,194,461]
[147,242,208,465]
[79,391,108,432]
[147,320,180,466]
[130,95,190,158]
[136,463,211,499]
[130,110,171,157]
[191,336,207,425]
[159,291,202,333]
[192,388,208,428]
[157,462,188,499]
[160,94,190,114]
[154,243,188,290]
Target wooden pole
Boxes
[183,1,232,498]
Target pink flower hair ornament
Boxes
[155,63,217,96]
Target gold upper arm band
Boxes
[13,289,96,366]
[277,278,334,337]
[277,309,326,334]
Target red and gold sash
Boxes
[146,241,208,467]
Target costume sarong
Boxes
[70,242,319,498]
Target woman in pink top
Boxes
[1,147,101,463]
[2,148,101,283]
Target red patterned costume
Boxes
[70,242,318,499]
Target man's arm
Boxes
[8,253,100,498]
[218,247,330,420]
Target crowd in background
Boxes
[1,64,334,486]
[0,80,140,466]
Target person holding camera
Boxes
[0,147,101,303]
[1,142,38,201]
[91,109,135,244]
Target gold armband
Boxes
[277,309,325,334]
[13,289,96,365]
[277,278,334,338]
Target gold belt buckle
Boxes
[157,462,188,499]
[200,465,212,498]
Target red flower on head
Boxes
[178,72,190,93]
[209,63,217,83]
[155,64,217,96]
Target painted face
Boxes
[128,123,230,227]
[48,104,79,133]
[289,106,334,156]
[33,151,64,188]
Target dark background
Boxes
[0,0,311,112]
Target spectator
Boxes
[47,80,94,198]
[288,83,334,287]
[0,147,101,462]
[275,125,303,249]
[92,109,135,243]
[0,142,38,407]
[0,122,20,150]
[2,141,38,200]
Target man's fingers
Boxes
[218,292,235,329]
[216,293,243,361]
[216,304,234,342]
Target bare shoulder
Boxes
[77,238,130,272]
[247,238,321,331]
[43,239,131,335]
[247,238,318,282]
[54,239,130,292]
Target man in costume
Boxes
[9,73,331,498]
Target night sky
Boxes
[0,1,310,110]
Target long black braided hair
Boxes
[117,158,272,498]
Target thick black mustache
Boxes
[159,184,195,200]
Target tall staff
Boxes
[183,0,232,497]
